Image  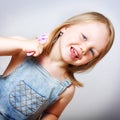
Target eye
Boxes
[81,33,87,40]
[90,49,95,56]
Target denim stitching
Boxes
[9,80,46,116]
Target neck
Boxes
[36,54,68,81]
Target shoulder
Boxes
[43,84,76,118]
[60,84,76,101]
[65,84,75,95]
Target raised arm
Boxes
[0,36,43,56]
[40,85,75,120]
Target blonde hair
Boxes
[43,12,115,87]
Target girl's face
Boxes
[58,22,109,66]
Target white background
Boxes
[0,0,120,120]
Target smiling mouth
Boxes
[70,47,81,60]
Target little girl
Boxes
[0,11,114,120]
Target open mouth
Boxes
[70,47,81,60]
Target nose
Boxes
[80,43,90,55]
[80,47,86,55]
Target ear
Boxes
[60,25,70,33]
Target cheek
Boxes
[61,46,70,59]
[61,32,78,44]
[82,55,94,64]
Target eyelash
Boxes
[82,34,87,40]
[90,49,95,56]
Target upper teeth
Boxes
[73,48,78,57]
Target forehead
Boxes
[73,21,107,33]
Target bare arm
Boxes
[0,36,43,56]
[40,85,75,120]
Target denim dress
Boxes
[0,57,71,120]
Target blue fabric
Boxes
[0,57,71,120]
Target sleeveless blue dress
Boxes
[0,57,71,120]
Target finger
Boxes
[33,45,43,57]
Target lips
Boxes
[70,47,81,60]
